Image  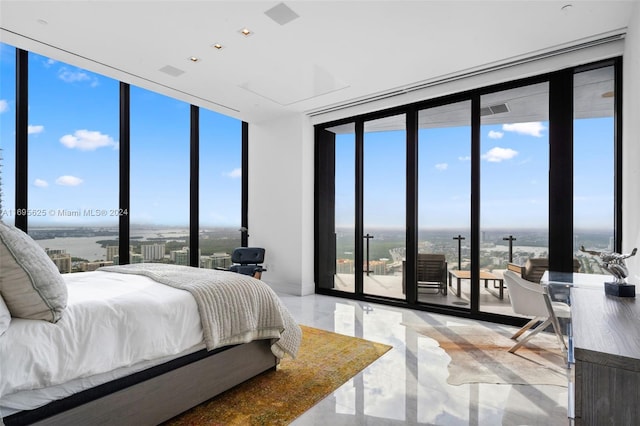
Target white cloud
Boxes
[482,147,518,162]
[225,168,242,178]
[34,179,49,188]
[435,163,448,171]
[55,175,83,186]
[488,130,504,139]
[502,122,546,137]
[60,129,118,151]
[28,125,44,134]
[58,68,90,83]
[57,67,98,87]
[0,100,8,113]
[458,156,471,161]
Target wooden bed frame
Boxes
[3,339,277,425]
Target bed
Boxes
[0,222,302,425]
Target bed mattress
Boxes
[0,271,204,416]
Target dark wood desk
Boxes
[448,270,505,299]
[542,272,639,425]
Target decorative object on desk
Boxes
[579,246,638,297]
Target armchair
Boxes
[222,247,267,279]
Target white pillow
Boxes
[0,293,10,336]
[0,221,67,322]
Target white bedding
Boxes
[0,271,204,413]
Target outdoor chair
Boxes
[507,257,580,284]
[502,270,570,353]
[416,253,448,295]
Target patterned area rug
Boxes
[402,322,568,387]
[164,325,391,425]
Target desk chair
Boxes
[503,270,570,353]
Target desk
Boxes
[541,271,639,425]
[448,270,505,299]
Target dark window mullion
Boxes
[241,121,249,247]
[355,120,364,295]
[548,70,574,273]
[470,95,481,313]
[15,48,28,232]
[190,105,199,267]
[119,82,130,265]
[614,57,623,253]
[406,108,418,304]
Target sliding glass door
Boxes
[417,101,471,308]
[479,82,550,316]
[363,115,406,300]
[315,59,620,324]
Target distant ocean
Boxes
[34,228,189,261]
[36,236,108,261]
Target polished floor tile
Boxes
[278,293,570,426]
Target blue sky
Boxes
[1,43,614,231]
[335,116,613,230]
[0,44,242,227]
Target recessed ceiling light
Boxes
[561,4,573,11]
[37,18,48,25]
[212,43,223,50]
[188,56,200,62]
[239,28,253,37]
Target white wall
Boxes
[623,1,640,282]
[248,114,315,296]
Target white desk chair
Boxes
[503,270,570,354]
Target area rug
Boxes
[164,325,391,425]
[402,322,568,387]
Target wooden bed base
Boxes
[4,339,277,426]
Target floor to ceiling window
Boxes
[1,43,246,273]
[0,43,16,222]
[573,65,616,273]
[26,51,120,273]
[363,114,406,300]
[417,101,471,309]
[332,122,356,294]
[479,82,550,316]
[315,58,621,324]
[198,109,243,269]
[130,87,190,265]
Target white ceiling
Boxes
[0,1,635,124]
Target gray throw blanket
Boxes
[98,263,301,359]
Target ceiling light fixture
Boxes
[212,43,223,50]
[561,4,573,12]
[239,28,253,37]
[188,56,200,62]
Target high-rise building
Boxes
[106,246,119,262]
[141,243,166,261]
[171,248,189,266]
[46,248,72,274]
[201,252,232,269]
[113,252,144,265]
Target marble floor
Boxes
[278,293,571,426]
